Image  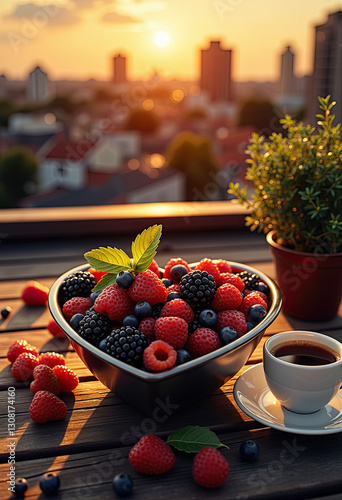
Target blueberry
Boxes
[116,271,134,289]
[239,440,260,461]
[134,301,152,319]
[219,326,238,344]
[167,291,181,301]
[162,278,173,288]
[122,315,140,328]
[248,304,267,325]
[14,477,28,497]
[99,338,107,351]
[199,309,217,328]
[1,306,12,319]
[69,313,84,331]
[176,349,191,365]
[246,321,254,332]
[170,265,188,282]
[112,473,133,497]
[255,282,269,296]
[39,472,60,495]
[90,291,101,304]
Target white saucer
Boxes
[233,363,342,435]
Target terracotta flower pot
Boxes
[266,230,342,321]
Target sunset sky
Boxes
[0,0,341,82]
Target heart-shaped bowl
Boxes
[49,261,282,416]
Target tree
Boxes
[125,108,160,134]
[166,132,219,201]
[237,98,280,133]
[0,147,38,208]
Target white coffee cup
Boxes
[263,331,342,413]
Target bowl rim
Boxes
[48,261,282,381]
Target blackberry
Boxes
[62,271,96,301]
[152,302,164,319]
[188,316,201,335]
[180,270,216,311]
[105,326,148,367]
[78,310,111,346]
[236,271,261,290]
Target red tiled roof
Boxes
[44,139,97,160]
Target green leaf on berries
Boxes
[132,224,162,273]
[166,426,229,453]
[92,273,118,293]
[84,247,132,274]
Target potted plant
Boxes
[229,96,342,320]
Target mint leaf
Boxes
[167,426,228,453]
[84,247,132,273]
[92,273,117,293]
[131,224,162,274]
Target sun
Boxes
[154,31,170,47]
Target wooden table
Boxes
[1,260,342,500]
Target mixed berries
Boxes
[59,257,270,373]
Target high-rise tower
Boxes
[280,46,295,95]
[200,41,233,102]
[113,54,127,85]
[27,66,49,102]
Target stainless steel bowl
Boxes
[49,262,282,416]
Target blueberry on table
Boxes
[219,326,238,344]
[39,472,60,495]
[239,440,260,461]
[116,271,134,289]
[248,304,267,325]
[199,309,217,328]
[1,306,12,319]
[112,473,133,497]
[14,477,28,497]
[134,301,153,319]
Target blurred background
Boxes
[0,0,341,209]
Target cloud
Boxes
[116,0,166,14]
[4,3,80,26]
[101,11,142,23]
[71,0,113,9]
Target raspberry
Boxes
[164,258,191,280]
[239,292,268,318]
[47,319,67,338]
[62,297,92,321]
[143,340,177,371]
[192,447,230,488]
[30,365,62,395]
[217,272,245,292]
[94,284,134,322]
[53,365,79,392]
[11,352,39,381]
[128,270,167,306]
[211,284,243,311]
[167,283,181,294]
[87,267,107,283]
[139,317,156,341]
[39,352,66,368]
[154,316,188,349]
[160,299,195,324]
[21,280,49,306]
[7,340,39,363]
[186,328,222,358]
[129,435,175,475]
[195,258,220,284]
[213,259,232,274]
[147,259,160,277]
[244,289,268,303]
[216,309,247,336]
[29,390,67,424]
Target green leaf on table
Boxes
[131,224,162,273]
[91,272,118,293]
[84,246,132,273]
[166,425,229,453]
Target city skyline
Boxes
[0,0,341,82]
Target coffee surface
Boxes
[271,340,339,366]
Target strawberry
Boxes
[143,340,177,371]
[11,352,39,380]
[214,259,232,274]
[163,258,191,280]
[87,267,107,283]
[195,259,220,284]
[128,270,167,306]
[62,296,92,321]
[53,365,79,392]
[21,280,49,306]
[94,284,134,322]
[217,272,245,292]
[47,319,67,339]
[29,390,67,424]
[186,328,222,359]
[129,435,175,475]
[154,316,188,349]
[7,339,39,363]
[192,446,229,488]
[239,292,268,318]
[216,309,247,336]
[167,283,181,294]
[30,365,62,395]
[211,284,243,311]
[39,352,66,368]
[138,317,156,341]
[147,259,160,277]
[160,299,195,324]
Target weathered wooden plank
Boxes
[0,330,72,357]
[0,301,51,332]
[0,278,56,300]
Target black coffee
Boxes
[271,340,339,366]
